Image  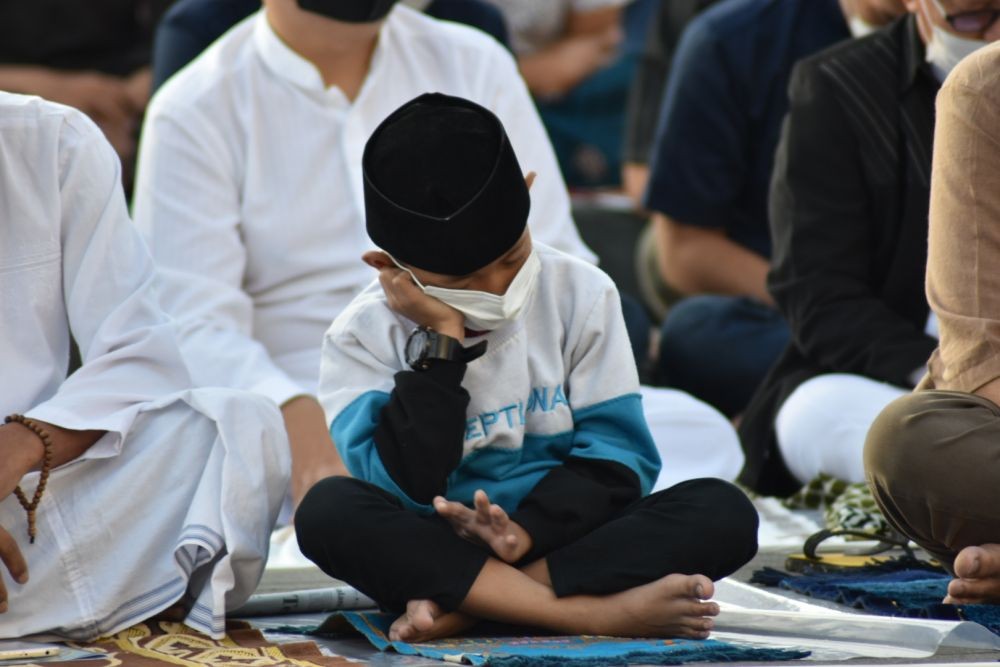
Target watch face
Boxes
[406,328,429,366]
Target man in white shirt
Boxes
[134,0,745,505]
[132,0,599,505]
[0,92,287,639]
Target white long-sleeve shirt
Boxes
[0,92,191,458]
[0,93,288,640]
[133,5,595,407]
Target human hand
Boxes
[563,25,622,73]
[0,423,39,614]
[124,67,152,114]
[0,525,28,614]
[434,490,532,563]
[362,251,465,340]
[95,118,137,163]
[35,69,138,126]
[0,423,44,501]
[282,396,351,507]
[621,162,650,210]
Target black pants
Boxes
[295,477,758,613]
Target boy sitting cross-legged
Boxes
[295,92,758,642]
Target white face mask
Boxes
[389,248,541,331]
[925,0,989,80]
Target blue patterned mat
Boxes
[752,561,1000,636]
[312,611,810,666]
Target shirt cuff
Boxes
[23,403,138,463]
[251,375,310,408]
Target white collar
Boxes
[252,10,390,98]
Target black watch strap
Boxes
[460,339,488,363]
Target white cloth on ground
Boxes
[133,5,596,408]
[640,386,744,491]
[0,93,288,639]
[713,578,1000,661]
[776,373,908,484]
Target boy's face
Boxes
[362,172,538,296]
[406,230,534,296]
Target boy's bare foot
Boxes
[595,574,720,639]
[388,599,477,643]
[944,544,1000,604]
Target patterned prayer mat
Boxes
[313,611,810,666]
[19,621,351,667]
[752,561,1000,636]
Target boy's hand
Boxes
[434,490,532,563]
[362,251,465,340]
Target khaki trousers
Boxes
[865,390,1000,568]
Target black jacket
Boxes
[738,16,940,496]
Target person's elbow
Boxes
[652,213,718,295]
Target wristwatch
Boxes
[405,326,486,370]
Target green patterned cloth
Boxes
[782,474,889,536]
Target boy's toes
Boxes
[388,616,413,642]
[407,599,441,632]
[689,575,714,600]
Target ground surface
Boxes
[247,547,1000,666]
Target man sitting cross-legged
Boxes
[866,40,1000,605]
[0,92,287,639]
[295,93,758,642]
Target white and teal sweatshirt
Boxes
[319,243,660,559]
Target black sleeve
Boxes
[622,0,717,164]
[767,60,937,387]
[373,360,470,505]
[510,457,641,563]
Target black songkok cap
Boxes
[363,93,530,276]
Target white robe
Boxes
[0,93,289,639]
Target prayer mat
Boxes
[310,611,810,666]
[18,620,352,667]
[752,561,1000,636]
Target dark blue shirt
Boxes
[643,0,849,259]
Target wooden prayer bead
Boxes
[5,414,53,543]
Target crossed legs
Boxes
[295,477,758,640]
[866,390,1000,603]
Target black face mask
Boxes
[295,0,398,22]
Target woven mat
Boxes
[21,620,351,666]
[315,611,810,666]
[752,561,1000,636]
